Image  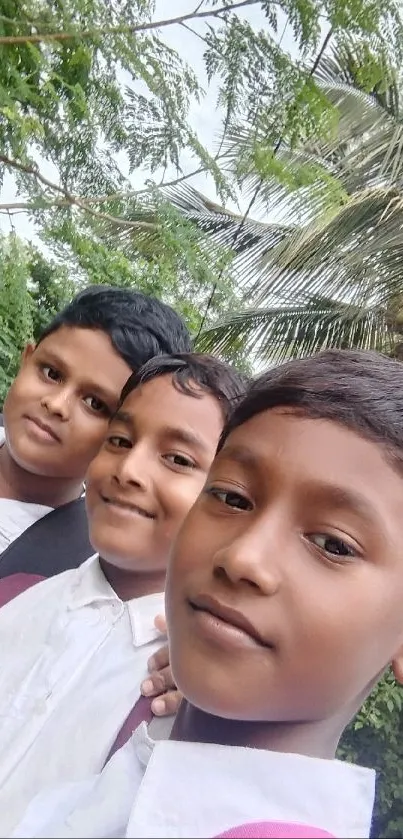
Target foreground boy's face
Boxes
[3,327,131,481]
[86,375,223,574]
[167,410,403,724]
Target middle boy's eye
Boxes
[106,436,132,449]
[163,453,196,469]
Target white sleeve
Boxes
[11,737,144,839]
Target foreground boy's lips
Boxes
[24,415,62,443]
[100,493,155,519]
[189,593,272,649]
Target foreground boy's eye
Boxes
[308,533,357,559]
[107,435,132,449]
[42,365,61,382]
[164,453,196,469]
[208,487,252,511]
[83,395,110,415]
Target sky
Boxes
[0,0,298,245]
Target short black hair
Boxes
[38,285,192,370]
[119,353,248,421]
[219,349,403,464]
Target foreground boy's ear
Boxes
[391,647,403,683]
[20,343,36,368]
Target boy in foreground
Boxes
[0,285,191,577]
[16,349,403,838]
[0,353,245,837]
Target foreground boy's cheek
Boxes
[170,605,400,726]
[168,556,403,726]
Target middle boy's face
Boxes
[85,375,223,574]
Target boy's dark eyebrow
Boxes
[113,410,132,427]
[219,445,381,526]
[309,484,379,527]
[112,412,210,452]
[217,444,261,470]
[35,348,119,403]
[167,427,210,452]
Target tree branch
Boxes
[0,164,213,214]
[0,155,215,223]
[0,155,155,230]
[0,1,259,46]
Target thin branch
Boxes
[0,155,155,230]
[0,1,259,46]
[180,22,210,45]
[0,163,214,214]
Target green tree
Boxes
[0,233,73,403]
[339,674,403,838]
[43,195,244,337]
[170,43,403,363]
[1,1,403,230]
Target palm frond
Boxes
[197,301,393,362]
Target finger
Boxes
[151,690,183,717]
[147,643,169,674]
[141,665,173,697]
[154,613,167,634]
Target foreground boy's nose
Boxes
[213,524,282,595]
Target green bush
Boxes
[339,672,403,837]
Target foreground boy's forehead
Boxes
[218,410,403,529]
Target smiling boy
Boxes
[0,285,191,577]
[0,353,245,836]
[15,349,403,839]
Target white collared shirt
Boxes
[0,555,164,837]
[0,428,53,554]
[12,722,375,839]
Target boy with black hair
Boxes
[17,348,403,839]
[0,352,245,837]
[0,285,192,578]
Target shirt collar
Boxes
[67,554,117,609]
[127,591,165,647]
[67,555,165,648]
[128,724,375,838]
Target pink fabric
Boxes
[0,573,44,607]
[215,822,334,838]
[104,695,153,766]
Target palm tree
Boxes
[165,42,403,364]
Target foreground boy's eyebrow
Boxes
[219,447,381,523]
[113,410,132,426]
[218,444,261,470]
[309,484,379,527]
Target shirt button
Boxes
[34,695,51,714]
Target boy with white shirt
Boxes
[0,285,191,577]
[0,352,245,837]
[16,349,403,839]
